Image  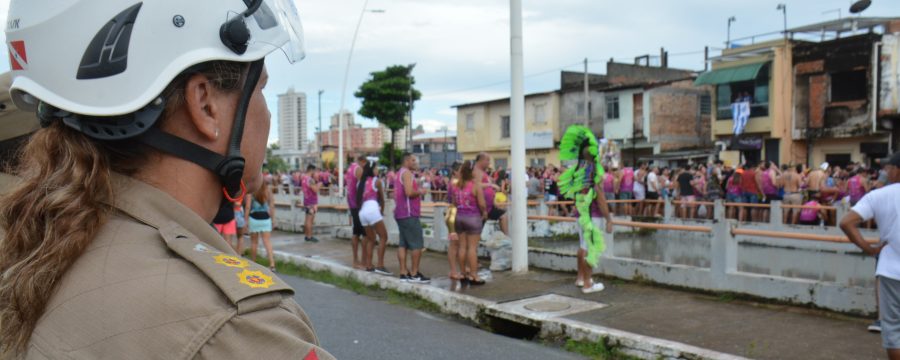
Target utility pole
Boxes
[510,0,528,273]
[317,89,323,168]
[583,57,590,127]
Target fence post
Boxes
[711,199,736,288]
[599,217,616,260]
[770,200,783,227]
[432,205,448,251]
[664,199,675,219]
[836,201,848,224]
[539,198,549,216]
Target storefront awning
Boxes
[694,62,767,86]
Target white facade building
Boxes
[275,88,307,170]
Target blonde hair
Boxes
[0,61,244,356]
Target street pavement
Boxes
[269,231,885,360]
[284,274,585,360]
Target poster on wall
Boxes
[881,34,900,113]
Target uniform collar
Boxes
[108,173,234,254]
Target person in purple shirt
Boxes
[395,154,431,284]
[302,165,321,243]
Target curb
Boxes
[273,250,749,360]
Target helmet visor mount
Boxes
[224,0,305,64]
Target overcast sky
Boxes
[1,1,898,145]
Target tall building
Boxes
[278,88,307,152]
[274,88,307,170]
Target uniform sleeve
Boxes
[852,192,875,221]
[195,300,336,360]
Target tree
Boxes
[378,143,404,169]
[355,64,421,168]
[265,143,289,174]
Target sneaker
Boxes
[374,267,393,276]
[410,272,431,284]
[582,282,605,294]
[399,273,411,282]
[305,237,319,243]
[575,279,587,287]
[366,267,375,273]
[869,320,882,333]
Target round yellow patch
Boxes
[238,270,274,289]
[214,254,249,269]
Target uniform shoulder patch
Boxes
[157,222,293,306]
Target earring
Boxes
[215,128,220,139]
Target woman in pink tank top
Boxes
[455,160,487,285]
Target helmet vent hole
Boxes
[119,129,128,136]
[103,128,114,136]
[136,121,145,129]
[88,125,100,134]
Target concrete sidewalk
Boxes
[265,231,883,360]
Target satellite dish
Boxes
[850,0,872,14]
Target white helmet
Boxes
[6,0,304,116]
[5,0,305,199]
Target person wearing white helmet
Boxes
[0,0,334,359]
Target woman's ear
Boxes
[183,74,223,142]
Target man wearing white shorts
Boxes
[841,151,900,359]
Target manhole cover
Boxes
[489,294,608,321]
[524,301,572,312]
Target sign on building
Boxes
[525,131,554,149]
[881,34,900,113]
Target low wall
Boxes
[275,193,880,314]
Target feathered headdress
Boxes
[557,125,604,199]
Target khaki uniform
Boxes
[13,173,334,359]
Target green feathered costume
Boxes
[557,125,605,267]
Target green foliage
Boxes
[379,143,404,169]
[355,64,422,166]
[265,143,290,173]
[563,338,640,360]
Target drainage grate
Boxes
[489,294,607,321]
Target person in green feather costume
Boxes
[557,125,613,294]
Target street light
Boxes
[337,1,385,197]
[822,8,842,20]
[726,16,736,48]
[776,4,787,37]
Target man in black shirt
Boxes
[677,167,697,219]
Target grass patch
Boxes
[563,339,641,360]
[252,256,442,315]
[252,257,370,295]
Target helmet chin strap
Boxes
[138,59,265,203]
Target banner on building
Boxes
[525,131,554,150]
[881,34,900,113]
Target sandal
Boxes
[467,276,486,286]
[449,272,464,280]
[269,266,277,273]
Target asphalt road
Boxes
[284,274,584,360]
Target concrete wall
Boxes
[456,93,561,166]
[603,88,642,141]
[280,191,880,314]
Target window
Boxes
[501,115,510,138]
[530,158,545,168]
[830,70,866,102]
[605,96,619,119]
[825,153,852,169]
[534,104,546,124]
[466,113,475,131]
[716,64,771,120]
[700,94,712,115]
[495,158,508,170]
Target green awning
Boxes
[694,62,767,85]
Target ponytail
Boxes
[0,123,121,354]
